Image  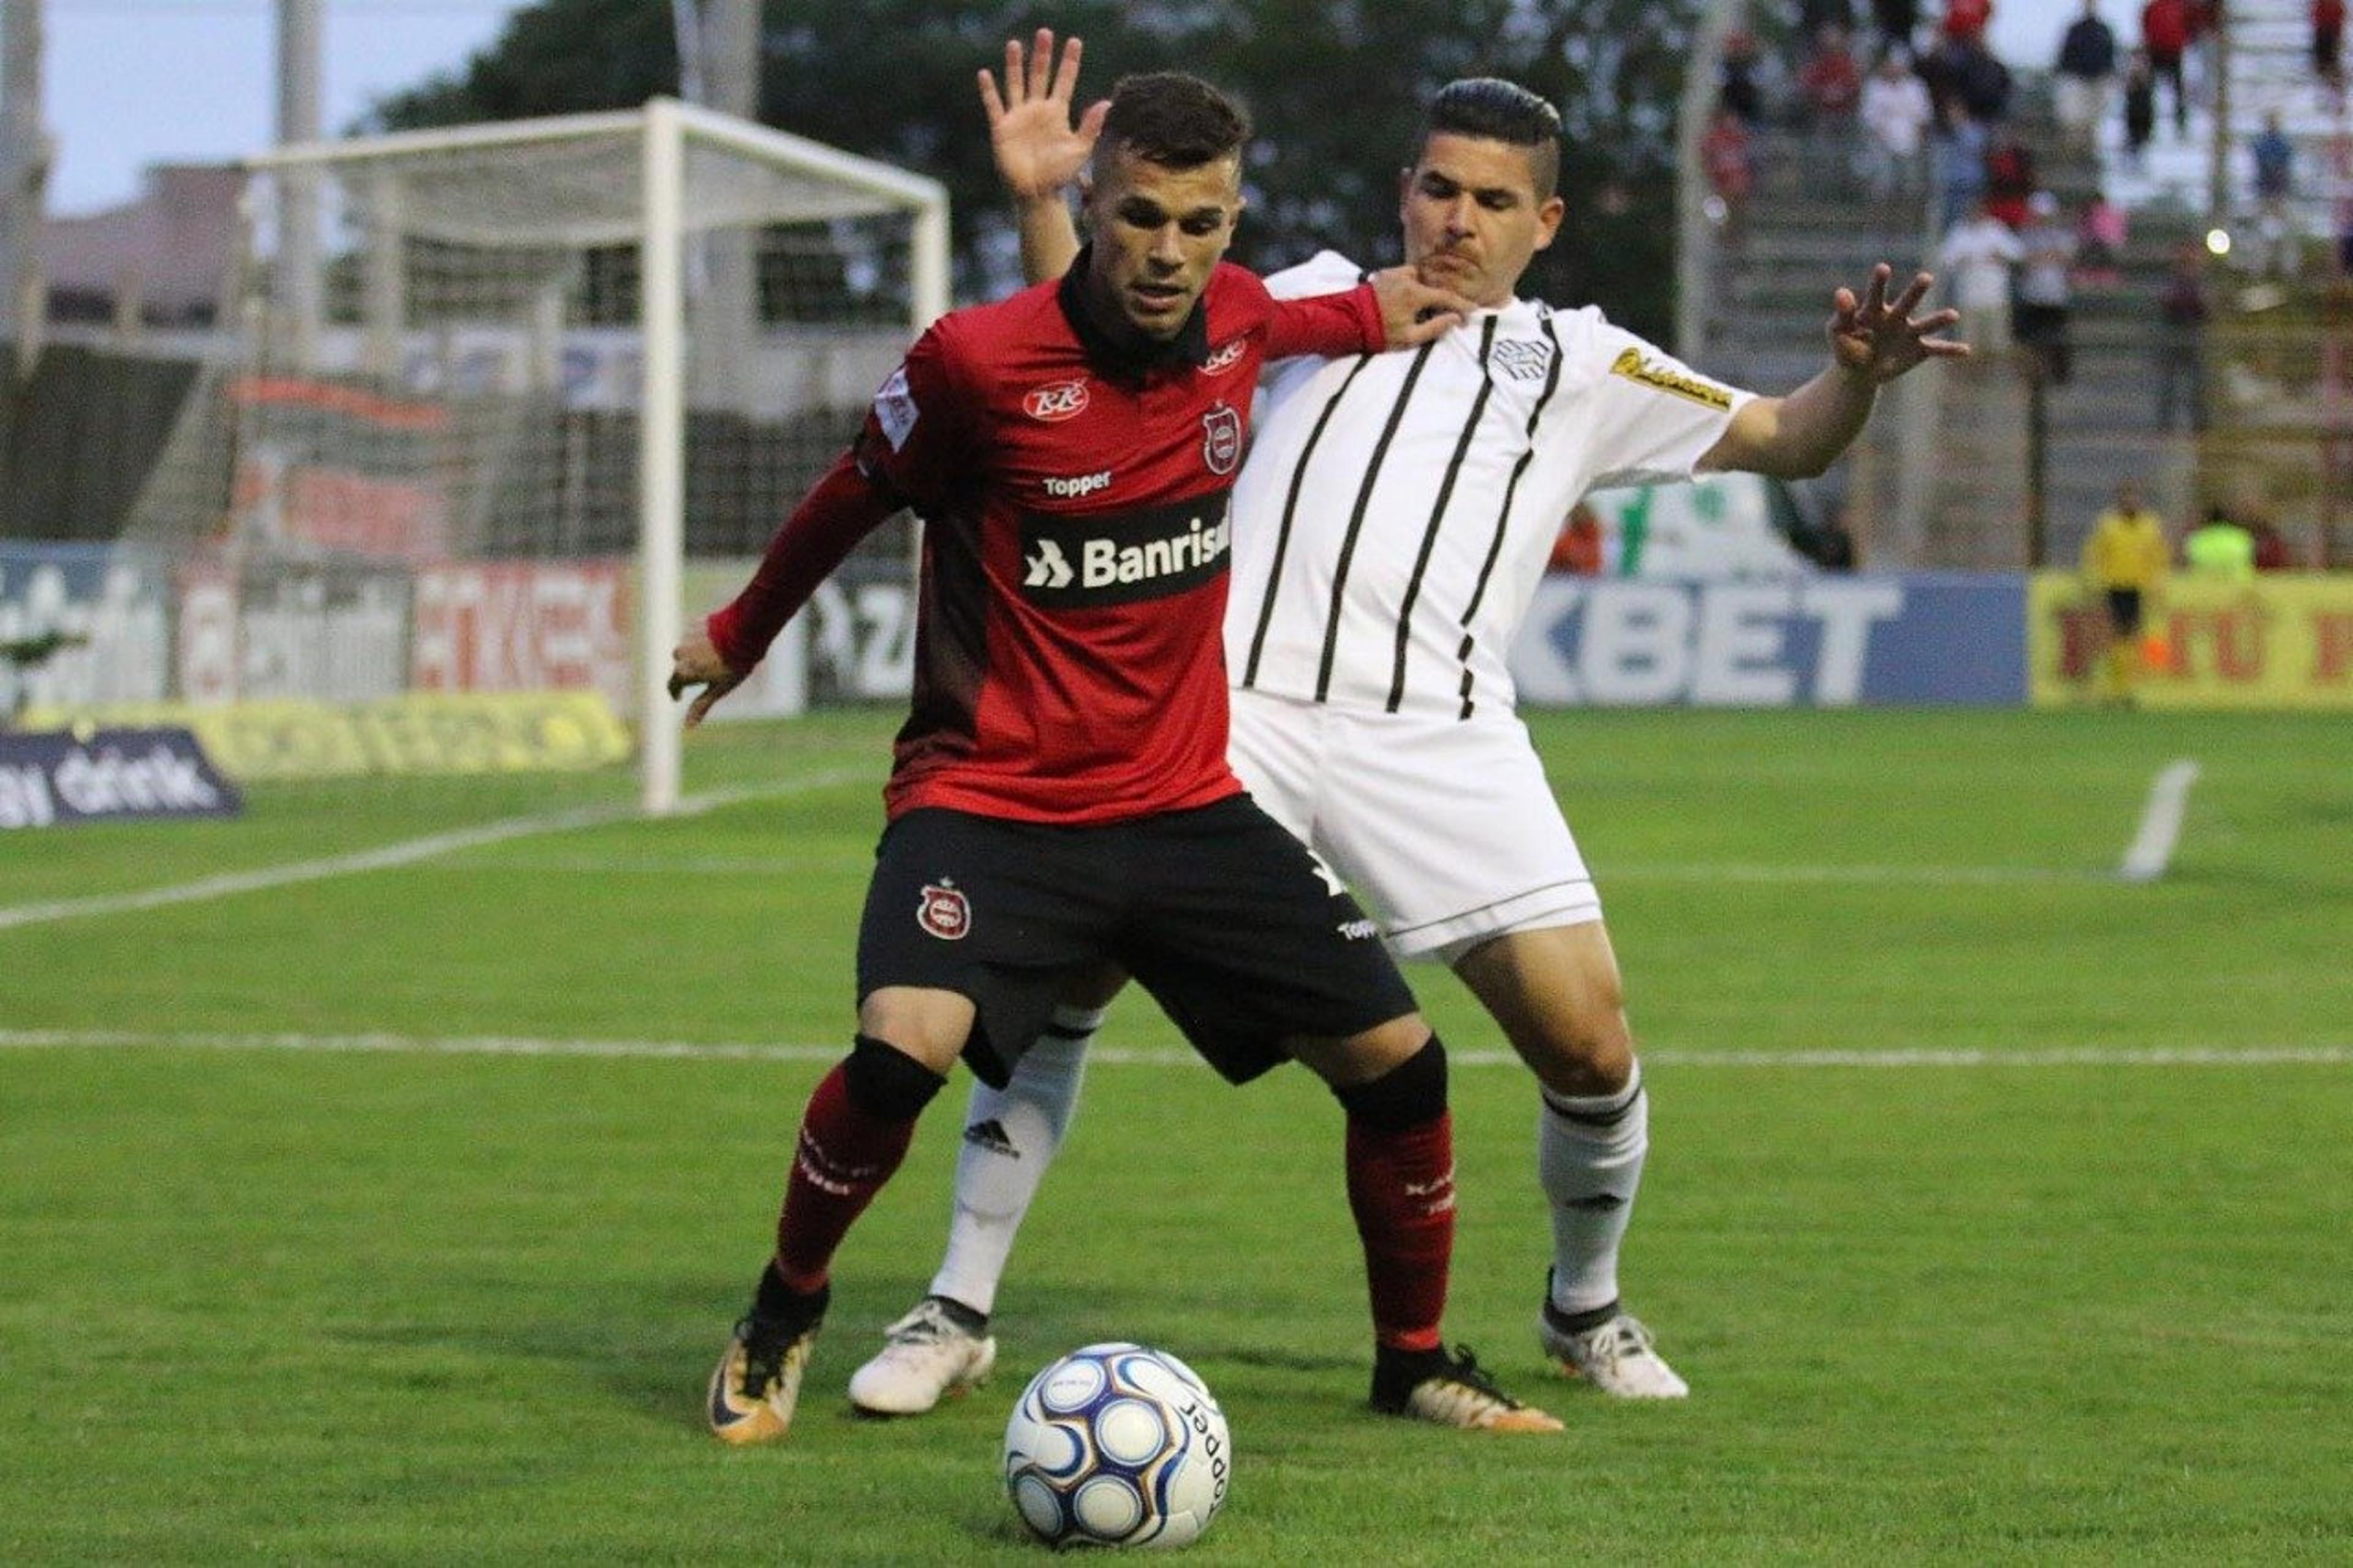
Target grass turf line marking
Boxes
[2120,759,2202,884]
[1,1029,2345,1069]
[0,768,871,935]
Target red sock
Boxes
[1346,1111,1455,1352]
[771,1062,919,1293]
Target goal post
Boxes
[129,99,947,812]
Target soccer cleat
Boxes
[847,1295,998,1416]
[1538,1301,1689,1399]
[1370,1343,1564,1433]
[707,1283,827,1445]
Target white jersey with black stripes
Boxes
[1226,252,1757,720]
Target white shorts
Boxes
[1226,688,1602,964]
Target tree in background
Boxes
[367,0,1703,340]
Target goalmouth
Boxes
[130,99,947,812]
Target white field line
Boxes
[0,768,871,935]
[2119,759,2203,884]
[0,1028,2345,1070]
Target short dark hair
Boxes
[1419,77,1563,202]
[1099,72,1251,169]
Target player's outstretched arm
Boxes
[1702,264,1966,479]
[981,28,1101,285]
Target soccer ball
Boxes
[1002,1342,1231,1550]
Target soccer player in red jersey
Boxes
[848,34,1963,1422]
[675,67,1563,1442]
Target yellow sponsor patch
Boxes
[1609,347,1733,411]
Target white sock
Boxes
[1537,1059,1648,1319]
[927,1004,1098,1317]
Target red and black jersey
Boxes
[711,256,1381,824]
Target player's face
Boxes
[1083,146,1244,339]
[1398,132,1565,309]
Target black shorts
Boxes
[855,797,1417,1087]
[2104,587,2144,637]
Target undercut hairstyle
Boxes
[1419,77,1563,202]
[1099,72,1251,170]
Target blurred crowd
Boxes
[1705,2,2338,264]
[1704,2,2339,411]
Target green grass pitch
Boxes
[3,707,2349,1563]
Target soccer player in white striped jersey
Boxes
[847,32,1966,1414]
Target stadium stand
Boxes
[1687,0,2346,570]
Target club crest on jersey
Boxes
[1200,401,1242,475]
[917,881,971,941]
[1202,338,1247,376]
[1493,338,1554,382]
[1023,379,1091,422]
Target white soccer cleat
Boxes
[1539,1308,1690,1399]
[847,1295,998,1416]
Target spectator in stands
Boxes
[1985,129,2037,228]
[2123,47,2159,168]
[2187,1,2223,110]
[2015,192,2078,384]
[2142,0,2194,136]
[1916,31,1964,116]
[2184,504,2257,580]
[2154,243,2209,430]
[2077,192,2128,287]
[1799,25,1866,189]
[1872,0,1923,54]
[1720,29,1768,125]
[2082,479,2170,703]
[2249,510,2297,570]
[2250,113,2300,277]
[2252,109,2297,209]
[2055,0,2121,147]
[1702,97,1757,248]
[1862,47,1935,198]
[2319,0,2347,96]
[1955,36,2016,123]
[1942,0,1994,50]
[1933,100,1990,227]
[1548,504,1606,575]
[2252,111,2294,202]
[1940,194,2025,353]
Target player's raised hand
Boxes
[979,29,1107,202]
[1828,264,1968,382]
[1368,266,1479,348]
[668,629,745,730]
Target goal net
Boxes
[121,100,947,809]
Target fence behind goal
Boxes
[118,100,947,809]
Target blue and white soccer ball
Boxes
[1002,1342,1231,1550]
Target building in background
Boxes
[39,164,242,328]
